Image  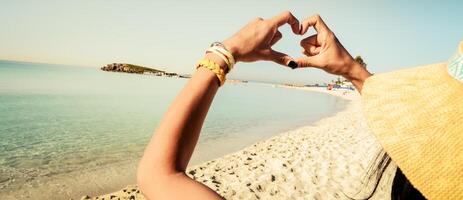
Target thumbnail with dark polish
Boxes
[288,61,298,69]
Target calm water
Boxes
[0,60,347,199]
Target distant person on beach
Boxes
[137,11,462,200]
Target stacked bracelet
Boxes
[207,42,235,72]
[206,46,232,72]
[196,59,226,86]
[196,42,236,87]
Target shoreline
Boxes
[88,87,396,199]
[278,85,358,101]
[0,84,351,200]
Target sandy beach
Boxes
[83,87,397,200]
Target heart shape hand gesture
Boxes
[223,12,371,90]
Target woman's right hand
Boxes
[296,14,372,91]
[223,11,301,67]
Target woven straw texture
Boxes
[362,63,463,200]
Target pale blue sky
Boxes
[1,0,462,84]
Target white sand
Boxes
[87,87,397,200]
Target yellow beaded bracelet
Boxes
[196,59,226,86]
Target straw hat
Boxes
[361,41,463,200]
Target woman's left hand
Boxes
[223,11,301,67]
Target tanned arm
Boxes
[137,11,303,200]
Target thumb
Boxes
[265,49,296,68]
[295,55,324,68]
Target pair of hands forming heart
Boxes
[222,11,371,91]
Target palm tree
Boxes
[354,55,367,68]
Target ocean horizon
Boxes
[0,60,347,199]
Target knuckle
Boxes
[254,17,263,22]
[326,32,336,40]
[263,22,274,30]
[282,11,292,17]
[304,16,311,22]
[276,56,286,64]
[302,50,310,56]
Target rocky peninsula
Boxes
[101,63,185,77]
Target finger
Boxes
[295,56,324,68]
[302,47,320,56]
[263,49,295,67]
[300,14,330,35]
[302,49,310,57]
[300,34,318,47]
[269,11,300,34]
[269,31,282,46]
[301,45,321,56]
[300,34,321,55]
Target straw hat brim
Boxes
[361,62,463,199]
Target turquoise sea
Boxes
[0,60,347,199]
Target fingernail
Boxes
[288,61,298,69]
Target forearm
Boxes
[139,53,227,175]
[147,69,218,171]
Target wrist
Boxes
[343,60,372,92]
[223,39,240,63]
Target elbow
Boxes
[137,176,152,198]
[137,157,158,197]
[137,157,179,198]
[136,160,149,196]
